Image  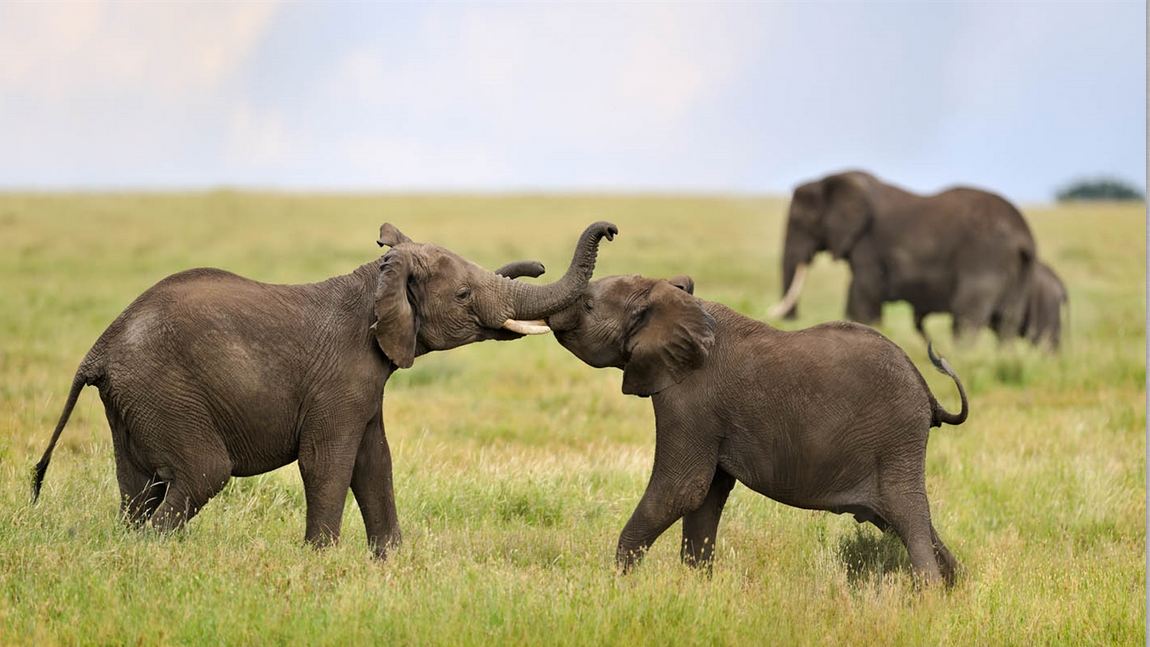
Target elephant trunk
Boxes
[769,228,817,320]
[504,221,617,322]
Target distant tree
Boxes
[1056,177,1144,202]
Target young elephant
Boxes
[32,221,617,558]
[547,274,968,585]
[1021,260,1068,350]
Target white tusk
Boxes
[767,262,809,319]
[501,319,552,335]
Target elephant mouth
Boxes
[482,319,551,342]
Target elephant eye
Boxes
[582,298,594,312]
[455,286,472,302]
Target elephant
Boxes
[547,273,968,586]
[1020,260,1068,350]
[31,221,618,559]
[769,170,1037,343]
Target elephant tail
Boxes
[926,342,968,427]
[32,364,96,502]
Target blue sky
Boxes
[0,2,1143,201]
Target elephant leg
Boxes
[950,275,998,340]
[845,261,884,325]
[930,524,958,587]
[149,451,233,533]
[298,423,362,549]
[883,492,944,587]
[351,413,402,560]
[913,310,930,342]
[680,468,736,570]
[105,404,165,525]
[617,435,719,573]
[116,457,166,526]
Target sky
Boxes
[0,2,1143,202]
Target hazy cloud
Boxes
[0,2,1142,199]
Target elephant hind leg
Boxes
[913,311,930,342]
[883,494,944,587]
[147,435,233,533]
[106,405,166,525]
[930,524,958,587]
[950,275,999,340]
[117,458,167,526]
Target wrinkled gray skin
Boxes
[1020,260,1068,350]
[778,170,1036,342]
[32,221,617,559]
[549,274,968,586]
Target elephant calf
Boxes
[32,221,617,558]
[547,274,968,586]
[1021,261,1068,349]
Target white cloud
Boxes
[325,4,766,151]
[0,2,279,101]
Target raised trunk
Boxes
[505,221,617,320]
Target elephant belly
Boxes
[223,424,300,476]
[887,273,952,311]
[717,421,883,511]
[884,248,953,309]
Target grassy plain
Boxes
[0,193,1143,644]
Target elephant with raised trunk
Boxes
[548,274,967,586]
[32,221,617,559]
[770,170,1037,342]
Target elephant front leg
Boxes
[846,274,883,325]
[298,425,361,549]
[845,246,884,325]
[617,461,718,573]
[351,413,402,560]
[680,468,736,570]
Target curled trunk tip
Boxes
[507,221,618,320]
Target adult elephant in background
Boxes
[769,170,1036,342]
[32,221,617,559]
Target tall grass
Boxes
[0,193,1143,644]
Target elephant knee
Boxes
[670,473,713,515]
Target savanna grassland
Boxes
[0,193,1143,645]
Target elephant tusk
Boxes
[501,319,552,335]
[767,262,809,319]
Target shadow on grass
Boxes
[835,525,912,585]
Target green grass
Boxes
[0,193,1143,644]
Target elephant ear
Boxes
[373,249,419,368]
[622,281,716,397]
[668,275,695,294]
[823,174,873,259]
[378,223,412,248]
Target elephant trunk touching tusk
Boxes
[501,319,552,335]
[767,263,809,319]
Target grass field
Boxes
[0,193,1144,644]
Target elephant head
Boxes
[546,274,715,397]
[769,171,876,319]
[372,221,618,368]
